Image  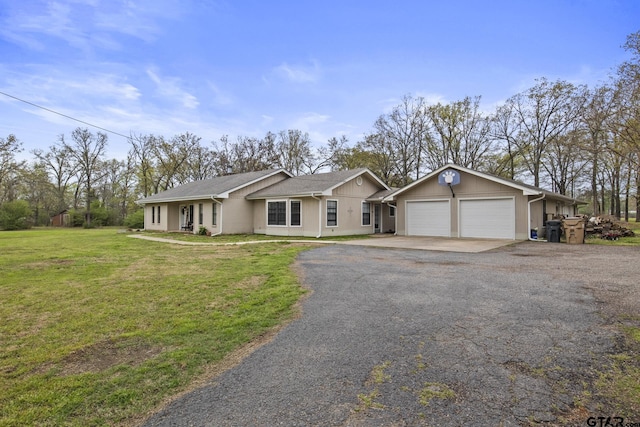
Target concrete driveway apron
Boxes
[335,235,515,252]
[143,242,622,426]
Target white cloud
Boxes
[273,60,322,83]
[206,82,233,106]
[0,0,183,53]
[146,68,199,109]
[291,112,330,129]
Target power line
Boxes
[0,90,132,139]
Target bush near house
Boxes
[124,209,144,229]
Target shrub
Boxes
[124,210,144,229]
[0,200,32,230]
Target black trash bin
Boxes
[546,220,562,243]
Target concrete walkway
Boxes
[127,233,515,253]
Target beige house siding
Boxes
[324,176,379,236]
[252,174,386,237]
[144,203,168,231]
[253,198,321,237]
[395,170,529,239]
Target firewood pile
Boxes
[584,215,636,240]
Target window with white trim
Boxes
[268,201,287,226]
[290,200,301,226]
[212,202,217,226]
[151,206,155,223]
[198,203,203,225]
[326,200,337,226]
[389,205,395,217]
[157,205,161,223]
[362,202,371,226]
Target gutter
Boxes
[311,193,322,238]
[210,197,223,237]
[528,194,546,242]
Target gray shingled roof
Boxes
[137,169,289,203]
[247,168,388,199]
[366,188,398,201]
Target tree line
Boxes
[1,31,639,229]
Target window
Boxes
[290,201,301,226]
[389,205,395,217]
[212,202,217,226]
[268,201,287,226]
[157,206,161,223]
[326,200,337,226]
[198,203,203,225]
[151,206,155,223]
[362,202,371,226]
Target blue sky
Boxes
[1,0,638,160]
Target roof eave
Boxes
[137,194,228,204]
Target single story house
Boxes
[137,168,395,237]
[383,164,586,240]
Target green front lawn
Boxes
[0,228,311,426]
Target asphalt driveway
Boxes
[143,241,636,426]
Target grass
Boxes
[418,382,456,406]
[0,228,311,426]
[594,325,640,418]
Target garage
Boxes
[459,198,515,239]
[406,200,450,237]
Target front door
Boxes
[180,205,194,230]
[374,204,381,233]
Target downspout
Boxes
[311,194,322,238]
[210,197,223,237]
[528,194,546,242]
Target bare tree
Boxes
[541,128,589,196]
[372,95,429,185]
[33,139,78,212]
[612,31,640,219]
[425,96,494,170]
[62,128,108,226]
[580,85,616,215]
[150,133,198,191]
[212,134,278,175]
[276,129,313,175]
[499,78,587,187]
[183,142,216,182]
[128,133,158,198]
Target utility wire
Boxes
[0,90,132,139]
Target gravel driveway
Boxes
[143,241,638,426]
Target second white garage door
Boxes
[459,198,515,239]
[406,200,450,237]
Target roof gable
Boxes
[383,164,584,204]
[137,169,292,204]
[247,168,390,199]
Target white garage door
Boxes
[459,198,515,239]
[406,201,450,237]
